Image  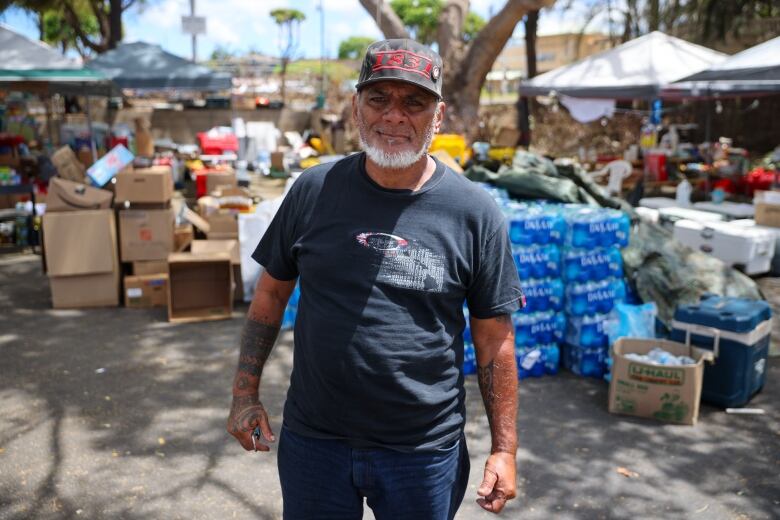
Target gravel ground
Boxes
[1,254,778,520]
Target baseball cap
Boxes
[356,39,443,100]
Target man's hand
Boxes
[226,394,276,452]
[477,452,517,513]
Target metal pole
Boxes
[320,0,325,103]
[84,96,97,164]
[190,0,197,62]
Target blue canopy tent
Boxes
[87,42,232,91]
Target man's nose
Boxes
[381,101,408,124]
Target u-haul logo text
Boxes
[628,363,685,386]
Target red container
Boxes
[197,132,238,155]
[644,152,668,182]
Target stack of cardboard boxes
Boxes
[116,166,175,310]
[42,157,246,323]
[42,179,119,308]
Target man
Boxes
[227,39,524,519]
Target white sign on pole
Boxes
[182,15,206,35]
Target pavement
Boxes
[1,253,778,520]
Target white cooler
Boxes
[658,206,725,231]
[731,219,780,275]
[639,197,679,209]
[673,219,775,275]
[692,201,755,220]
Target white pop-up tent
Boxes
[519,31,726,99]
[663,36,780,97]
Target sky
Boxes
[1,0,592,62]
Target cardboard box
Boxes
[753,191,780,228]
[133,260,168,275]
[119,208,175,262]
[206,212,238,239]
[114,166,173,204]
[124,274,168,308]
[206,170,237,195]
[46,177,113,212]
[191,239,240,264]
[134,118,154,157]
[191,239,241,301]
[270,151,285,171]
[167,252,233,323]
[50,273,120,308]
[86,144,134,187]
[51,146,86,182]
[42,210,119,308]
[608,338,713,426]
[174,223,194,251]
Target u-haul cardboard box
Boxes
[608,338,713,426]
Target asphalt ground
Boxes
[1,253,778,520]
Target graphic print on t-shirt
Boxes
[355,231,445,292]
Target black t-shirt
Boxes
[253,152,523,452]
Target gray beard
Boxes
[357,111,438,170]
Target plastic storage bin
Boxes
[670,294,772,408]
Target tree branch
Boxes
[61,2,105,53]
[462,0,554,95]
[359,0,409,39]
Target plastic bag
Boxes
[603,302,658,345]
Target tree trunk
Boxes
[358,0,409,39]
[37,10,44,41]
[108,0,123,50]
[517,8,539,147]
[443,0,554,135]
[280,57,288,104]
[437,0,468,64]
[648,0,660,31]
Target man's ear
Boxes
[351,93,359,124]
[434,101,446,133]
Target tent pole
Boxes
[84,95,97,163]
[45,93,54,150]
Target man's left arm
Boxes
[470,313,518,514]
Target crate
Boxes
[670,294,772,408]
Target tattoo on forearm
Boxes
[233,318,280,394]
[478,360,496,413]
[478,350,518,455]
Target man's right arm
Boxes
[226,271,296,452]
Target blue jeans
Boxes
[277,425,470,520]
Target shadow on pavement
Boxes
[0,254,778,519]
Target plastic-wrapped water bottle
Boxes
[563,247,623,282]
[563,206,599,249]
[565,279,626,316]
[516,347,545,379]
[281,306,297,330]
[541,344,560,375]
[565,313,612,349]
[509,205,566,246]
[513,311,566,347]
[562,343,607,378]
[563,207,630,249]
[463,340,477,375]
[519,277,565,313]
[513,244,562,279]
